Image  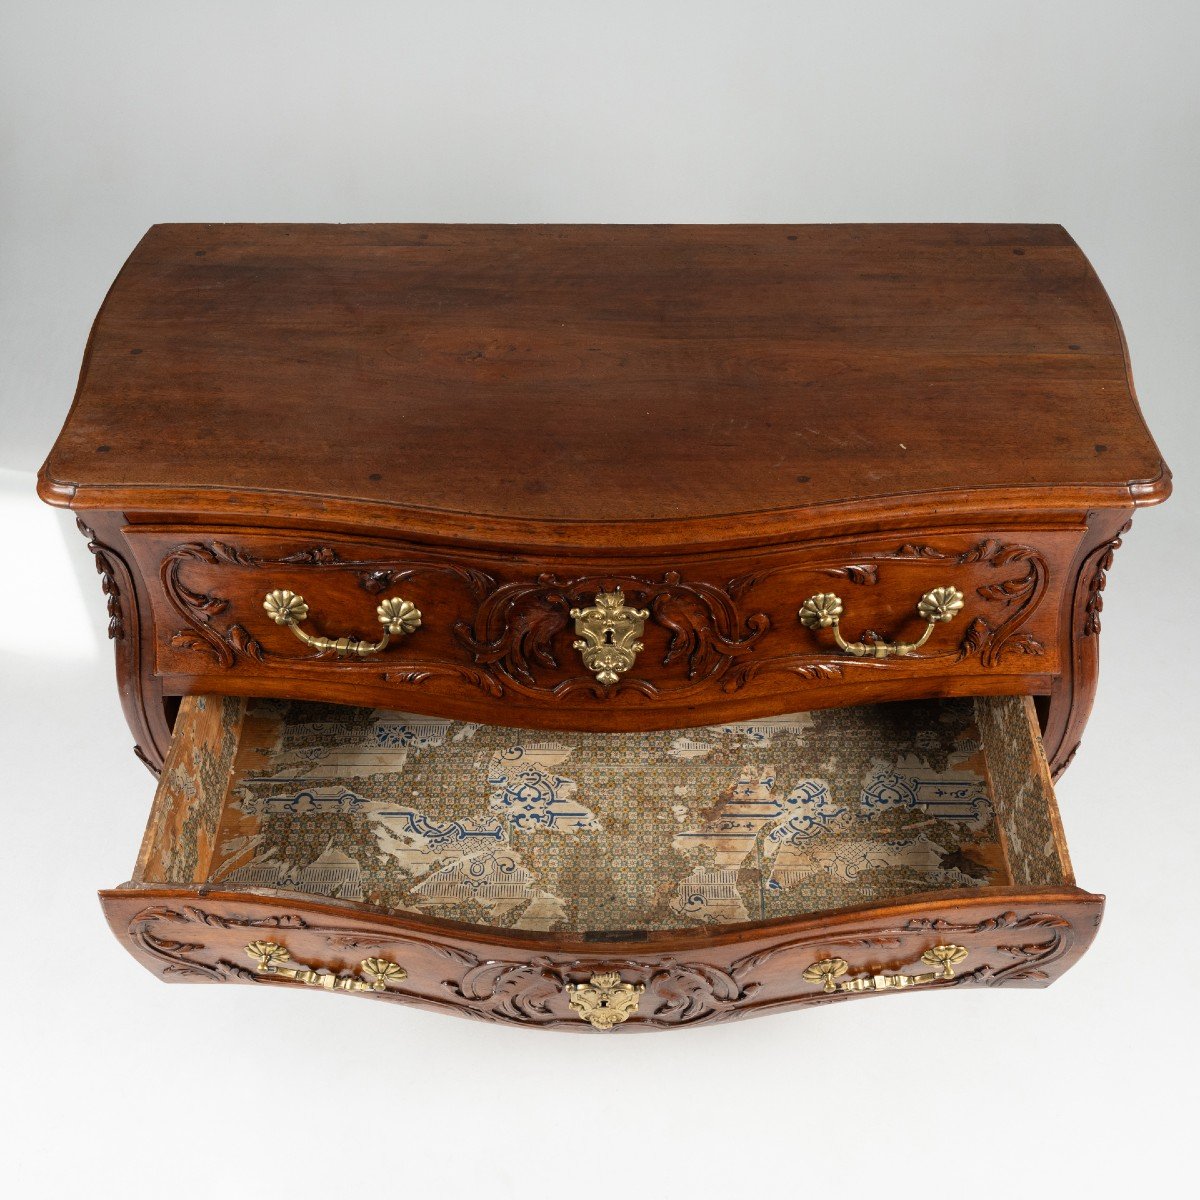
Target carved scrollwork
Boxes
[723,538,1049,691]
[125,905,471,993]
[161,542,264,666]
[893,539,1048,665]
[825,563,879,585]
[898,911,1074,986]
[722,657,859,692]
[453,572,769,699]
[448,959,565,1023]
[159,541,499,693]
[123,905,1080,1027]
[444,956,758,1029]
[644,961,758,1025]
[127,906,309,980]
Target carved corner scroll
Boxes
[161,542,265,666]
[73,516,172,770]
[724,539,1049,692]
[894,539,1048,665]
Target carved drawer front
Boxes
[102,691,1101,1030]
[124,526,1081,729]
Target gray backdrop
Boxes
[2,3,1196,1195]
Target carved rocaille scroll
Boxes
[159,542,502,694]
[724,539,1049,691]
[453,571,770,699]
[120,903,1086,1031]
[161,541,265,665]
[156,536,1054,704]
[884,540,1048,665]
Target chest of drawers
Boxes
[40,223,1170,1030]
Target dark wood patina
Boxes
[42,224,1168,1028]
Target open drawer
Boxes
[101,694,1102,1031]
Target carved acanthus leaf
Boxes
[75,517,125,639]
[455,572,768,699]
[1082,521,1131,636]
[826,564,879,585]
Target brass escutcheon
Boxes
[566,972,646,1030]
[569,589,649,685]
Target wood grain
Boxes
[39,224,1169,552]
[121,522,1075,733]
[45,226,1172,771]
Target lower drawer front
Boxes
[101,692,1102,1030]
[102,889,1102,1030]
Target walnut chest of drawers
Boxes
[39,223,1170,1031]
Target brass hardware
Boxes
[798,585,964,658]
[245,941,406,992]
[569,589,650,685]
[566,972,646,1030]
[802,944,968,994]
[801,956,849,993]
[263,589,421,657]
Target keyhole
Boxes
[604,628,615,645]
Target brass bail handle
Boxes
[802,944,969,994]
[263,589,422,658]
[799,586,964,658]
[245,941,406,993]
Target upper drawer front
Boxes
[126,526,1080,726]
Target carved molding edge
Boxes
[132,744,161,778]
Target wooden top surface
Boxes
[41,223,1169,549]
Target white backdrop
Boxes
[2,3,1197,1195]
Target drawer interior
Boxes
[131,694,1073,934]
